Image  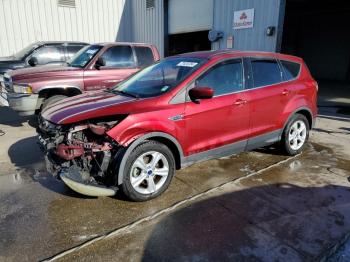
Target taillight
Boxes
[314,81,318,91]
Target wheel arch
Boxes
[281,106,314,139]
[38,86,82,99]
[116,132,184,185]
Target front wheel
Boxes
[280,114,310,156]
[121,141,175,201]
[41,95,67,111]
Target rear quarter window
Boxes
[134,46,155,67]
[251,59,282,88]
[280,60,301,81]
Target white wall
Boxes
[0,0,128,56]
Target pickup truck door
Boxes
[83,45,139,91]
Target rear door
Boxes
[245,57,288,149]
[83,45,139,91]
[184,58,250,156]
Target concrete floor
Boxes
[0,101,350,261]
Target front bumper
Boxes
[7,92,39,116]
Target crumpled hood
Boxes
[9,65,81,81]
[41,90,138,124]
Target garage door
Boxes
[168,0,213,34]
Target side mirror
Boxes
[28,57,38,67]
[189,87,214,102]
[94,57,106,69]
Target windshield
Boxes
[13,43,38,60]
[113,57,205,98]
[68,45,102,68]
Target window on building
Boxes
[280,60,301,81]
[30,45,65,65]
[146,0,155,9]
[101,45,135,68]
[251,59,282,87]
[134,46,155,67]
[58,0,76,8]
[195,59,243,96]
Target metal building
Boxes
[1,0,349,84]
[124,0,284,57]
[0,0,128,56]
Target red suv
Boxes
[37,50,318,201]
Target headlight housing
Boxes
[13,84,32,94]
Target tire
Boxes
[41,95,67,111]
[120,141,175,202]
[280,114,310,156]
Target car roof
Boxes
[36,41,88,45]
[173,50,303,63]
[93,42,156,47]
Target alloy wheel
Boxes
[288,120,307,150]
[129,151,169,194]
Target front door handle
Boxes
[234,99,248,106]
[282,89,290,95]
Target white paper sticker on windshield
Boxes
[177,61,198,67]
[86,49,98,54]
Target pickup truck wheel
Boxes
[41,95,67,111]
[280,114,309,156]
[121,141,175,202]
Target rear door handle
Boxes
[234,99,248,106]
[282,89,290,95]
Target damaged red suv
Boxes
[37,50,317,201]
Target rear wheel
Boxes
[121,141,175,201]
[280,114,310,155]
[41,95,67,111]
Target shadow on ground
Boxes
[8,135,44,168]
[141,183,350,261]
[0,106,37,127]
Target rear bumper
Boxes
[7,92,39,116]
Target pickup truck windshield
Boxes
[13,43,38,60]
[68,45,102,68]
[113,57,204,98]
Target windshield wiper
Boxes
[107,89,139,99]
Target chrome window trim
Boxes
[170,56,304,103]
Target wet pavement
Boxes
[0,141,349,261]
[0,105,350,261]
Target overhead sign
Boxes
[233,8,254,30]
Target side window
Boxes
[101,45,135,68]
[65,45,86,60]
[134,46,155,67]
[195,59,243,96]
[30,45,64,65]
[251,59,282,88]
[280,60,301,81]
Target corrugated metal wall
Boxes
[212,0,283,52]
[0,0,128,56]
[129,0,165,57]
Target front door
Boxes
[184,58,250,156]
[84,45,139,91]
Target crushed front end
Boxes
[37,116,121,196]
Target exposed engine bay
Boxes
[37,116,122,196]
